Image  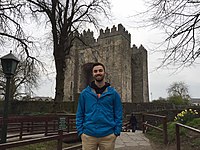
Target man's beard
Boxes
[94,75,104,82]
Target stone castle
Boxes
[64,24,149,103]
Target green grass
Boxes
[146,118,200,149]
[9,141,58,150]
[9,141,80,150]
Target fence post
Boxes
[31,122,33,133]
[20,122,23,140]
[45,121,48,136]
[27,122,30,132]
[67,117,70,132]
[163,117,168,145]
[176,124,180,150]
[57,130,63,150]
[53,120,56,132]
[142,114,145,133]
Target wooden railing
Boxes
[0,114,82,150]
[176,123,200,150]
[142,113,168,145]
[0,131,81,150]
[0,114,76,141]
[122,120,131,132]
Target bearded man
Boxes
[76,62,122,150]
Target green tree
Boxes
[0,0,111,102]
[167,95,189,105]
[167,81,190,105]
[151,97,167,103]
[136,0,200,67]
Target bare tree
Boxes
[0,0,110,102]
[0,0,35,58]
[26,0,111,102]
[0,56,39,100]
[167,81,190,99]
[0,0,41,99]
[136,0,200,68]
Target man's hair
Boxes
[92,62,105,71]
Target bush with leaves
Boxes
[174,109,199,124]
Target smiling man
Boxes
[76,62,123,150]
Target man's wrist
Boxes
[114,133,120,136]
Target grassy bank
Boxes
[146,118,200,150]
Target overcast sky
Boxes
[32,0,200,100]
[107,0,200,100]
[1,0,199,100]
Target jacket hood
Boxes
[84,84,115,95]
[89,81,110,94]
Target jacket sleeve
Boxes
[76,93,85,137]
[113,91,123,136]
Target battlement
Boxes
[75,24,131,47]
[98,24,131,41]
[81,29,94,38]
[139,44,146,51]
[77,29,96,45]
[132,44,147,55]
[132,44,138,49]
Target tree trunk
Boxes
[54,47,66,102]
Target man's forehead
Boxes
[93,65,104,70]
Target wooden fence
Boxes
[0,114,81,150]
[0,114,76,141]
[176,123,200,150]
[142,113,168,145]
[0,131,81,150]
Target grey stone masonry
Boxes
[64,24,149,103]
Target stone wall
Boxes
[2,101,199,122]
[64,24,149,103]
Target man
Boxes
[129,113,137,132]
[76,62,123,150]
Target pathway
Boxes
[115,130,153,150]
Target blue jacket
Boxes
[76,85,123,137]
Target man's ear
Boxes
[105,72,110,80]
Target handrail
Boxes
[142,113,168,145]
[142,113,167,118]
[0,131,80,150]
[176,123,200,150]
[63,144,82,150]
[0,115,76,141]
[122,121,131,132]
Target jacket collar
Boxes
[85,85,113,96]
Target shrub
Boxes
[174,109,199,124]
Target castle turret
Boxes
[131,44,149,102]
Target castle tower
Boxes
[63,24,149,103]
[132,45,149,102]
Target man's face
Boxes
[92,65,105,82]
